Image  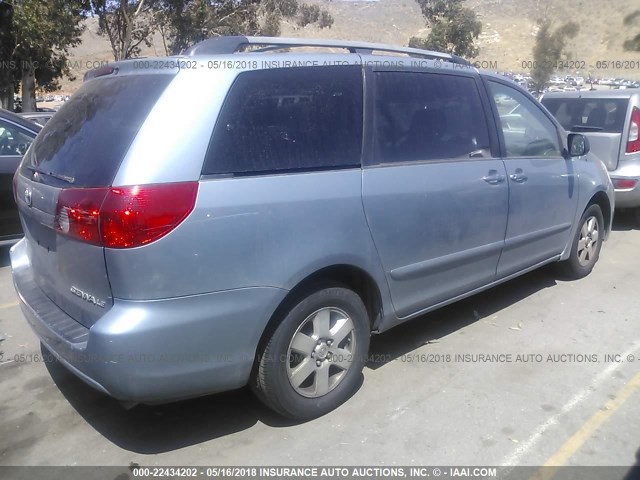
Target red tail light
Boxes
[55,182,198,248]
[627,107,640,154]
[100,183,198,248]
[612,178,638,190]
[55,188,106,245]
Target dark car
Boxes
[19,111,56,127]
[0,108,40,245]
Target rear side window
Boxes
[541,97,629,133]
[25,75,173,187]
[203,66,363,175]
[373,72,492,164]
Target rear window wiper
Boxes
[570,125,604,132]
[26,165,75,184]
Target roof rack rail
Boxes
[183,36,470,65]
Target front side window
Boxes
[203,66,363,175]
[488,81,562,158]
[0,120,35,156]
[373,72,492,164]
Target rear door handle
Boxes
[509,172,528,183]
[483,170,506,185]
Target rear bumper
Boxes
[612,180,640,209]
[10,239,288,403]
[611,162,640,209]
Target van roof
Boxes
[83,36,480,82]
[183,35,471,65]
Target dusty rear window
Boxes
[203,65,363,176]
[24,74,173,187]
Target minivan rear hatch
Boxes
[541,96,630,171]
[15,73,174,328]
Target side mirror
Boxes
[568,133,590,157]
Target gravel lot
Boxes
[0,213,639,471]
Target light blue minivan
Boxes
[11,37,614,419]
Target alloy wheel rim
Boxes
[286,307,356,398]
[577,216,599,267]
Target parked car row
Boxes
[562,75,585,87]
[597,78,640,88]
[34,94,70,103]
[498,72,640,97]
[13,92,68,116]
[7,36,614,420]
[12,102,58,114]
[3,96,58,124]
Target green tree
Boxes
[89,0,158,61]
[297,4,320,27]
[623,11,640,51]
[318,10,333,29]
[530,18,579,92]
[409,0,481,58]
[0,1,16,109]
[1,0,85,112]
[155,0,334,56]
[154,0,260,55]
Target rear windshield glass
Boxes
[541,97,629,133]
[24,74,173,187]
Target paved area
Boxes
[0,213,639,469]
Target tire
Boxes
[252,286,370,420]
[634,207,640,228]
[557,204,604,279]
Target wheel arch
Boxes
[253,264,384,370]
[587,190,613,239]
[560,188,612,261]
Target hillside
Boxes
[58,0,640,93]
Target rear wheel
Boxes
[252,286,370,420]
[634,207,640,228]
[557,204,604,279]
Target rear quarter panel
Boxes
[106,59,393,329]
[111,66,237,186]
[105,170,388,301]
